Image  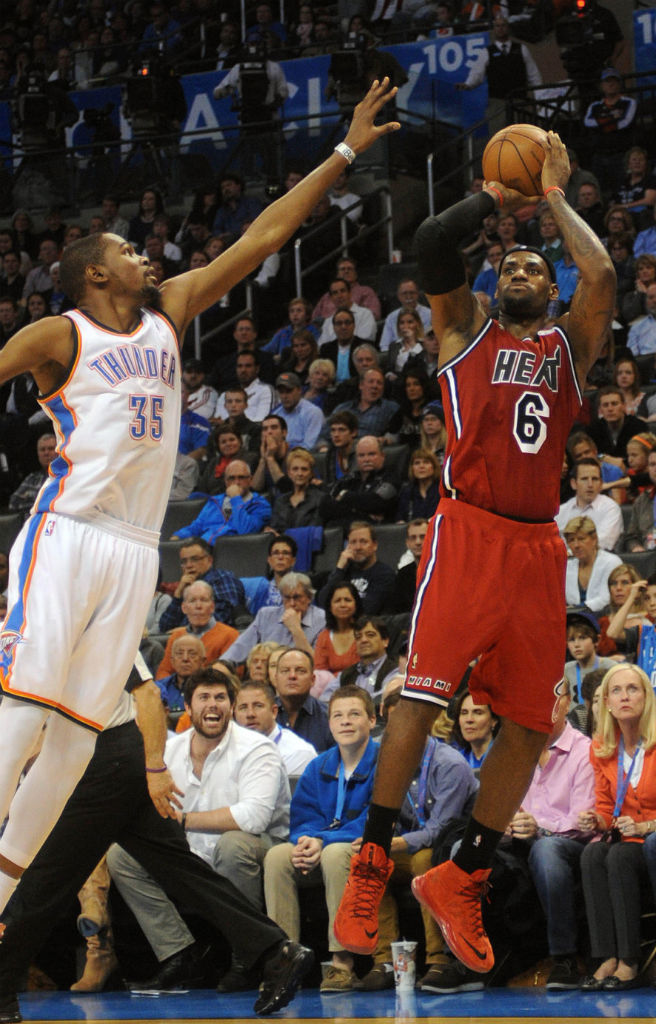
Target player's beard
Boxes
[499,292,543,320]
[142,282,162,310]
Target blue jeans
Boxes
[527,835,586,955]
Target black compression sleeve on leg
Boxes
[414,190,497,296]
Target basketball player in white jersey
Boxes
[0,80,399,918]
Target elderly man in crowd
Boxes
[156,581,239,679]
[155,634,206,722]
[321,440,399,527]
[272,648,333,753]
[224,572,325,664]
[172,461,271,545]
[159,538,245,631]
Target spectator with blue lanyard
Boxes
[450,690,499,773]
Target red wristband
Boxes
[485,185,503,207]
[544,185,565,199]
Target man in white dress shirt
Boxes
[556,457,623,552]
[234,681,317,777]
[107,668,289,948]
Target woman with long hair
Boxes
[279,330,320,386]
[578,664,656,990]
[128,187,164,250]
[396,448,440,522]
[314,580,363,673]
[386,310,424,380]
[398,371,433,450]
[450,691,499,772]
[598,563,650,655]
[419,401,447,467]
[613,356,646,418]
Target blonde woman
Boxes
[268,447,324,533]
[578,664,656,990]
[564,516,622,613]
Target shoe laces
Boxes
[350,855,389,919]
[460,875,491,934]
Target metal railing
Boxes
[292,186,393,294]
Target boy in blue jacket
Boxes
[263,684,379,993]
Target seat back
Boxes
[213,533,272,577]
[160,499,208,541]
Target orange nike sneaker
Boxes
[334,842,395,955]
[411,860,493,973]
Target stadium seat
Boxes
[374,523,408,569]
[213,533,272,577]
[622,550,656,578]
[158,539,187,583]
[160,498,208,540]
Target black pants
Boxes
[581,839,648,962]
[0,721,284,989]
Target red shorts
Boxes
[402,499,567,733]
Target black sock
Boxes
[453,816,503,874]
[362,804,399,856]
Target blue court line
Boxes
[15,986,656,1020]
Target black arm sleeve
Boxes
[414,191,497,296]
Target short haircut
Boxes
[171,633,205,656]
[329,277,351,292]
[181,578,214,602]
[348,520,376,541]
[236,349,260,366]
[330,682,375,718]
[571,456,601,478]
[567,431,596,457]
[354,614,389,640]
[262,414,288,433]
[179,536,212,556]
[59,233,107,304]
[286,446,314,470]
[215,423,242,442]
[308,358,335,382]
[329,409,358,432]
[279,571,314,598]
[563,514,597,538]
[277,646,314,672]
[268,533,298,556]
[183,667,237,706]
[333,307,354,324]
[406,517,429,536]
[288,296,312,315]
[597,385,624,402]
[238,680,277,704]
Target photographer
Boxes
[213,41,288,125]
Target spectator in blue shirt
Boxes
[272,372,325,449]
[628,282,656,356]
[212,174,264,237]
[263,297,319,357]
[472,240,504,301]
[172,460,271,544]
[139,1,183,57]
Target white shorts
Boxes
[0,512,159,731]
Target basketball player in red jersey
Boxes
[0,82,399,924]
[335,132,616,973]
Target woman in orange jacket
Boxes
[577,664,656,991]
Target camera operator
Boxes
[13,63,77,152]
[213,40,288,181]
[326,32,407,116]
[555,0,625,86]
[213,40,288,125]
[123,55,187,197]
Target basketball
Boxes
[482,124,548,198]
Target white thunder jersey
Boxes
[34,307,180,533]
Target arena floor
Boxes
[13,986,656,1023]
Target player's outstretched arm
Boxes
[0,316,74,394]
[161,79,400,336]
[540,131,615,386]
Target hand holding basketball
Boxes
[540,131,571,195]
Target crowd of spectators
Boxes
[3,0,656,1006]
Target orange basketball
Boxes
[482,124,548,198]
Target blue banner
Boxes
[1,35,489,174]
[634,9,656,84]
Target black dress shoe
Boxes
[602,974,641,990]
[216,958,259,993]
[580,974,604,991]
[0,992,21,1024]
[130,942,210,991]
[253,940,314,1015]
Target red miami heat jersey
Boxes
[438,318,582,521]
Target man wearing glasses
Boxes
[158,538,246,631]
[171,461,271,545]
